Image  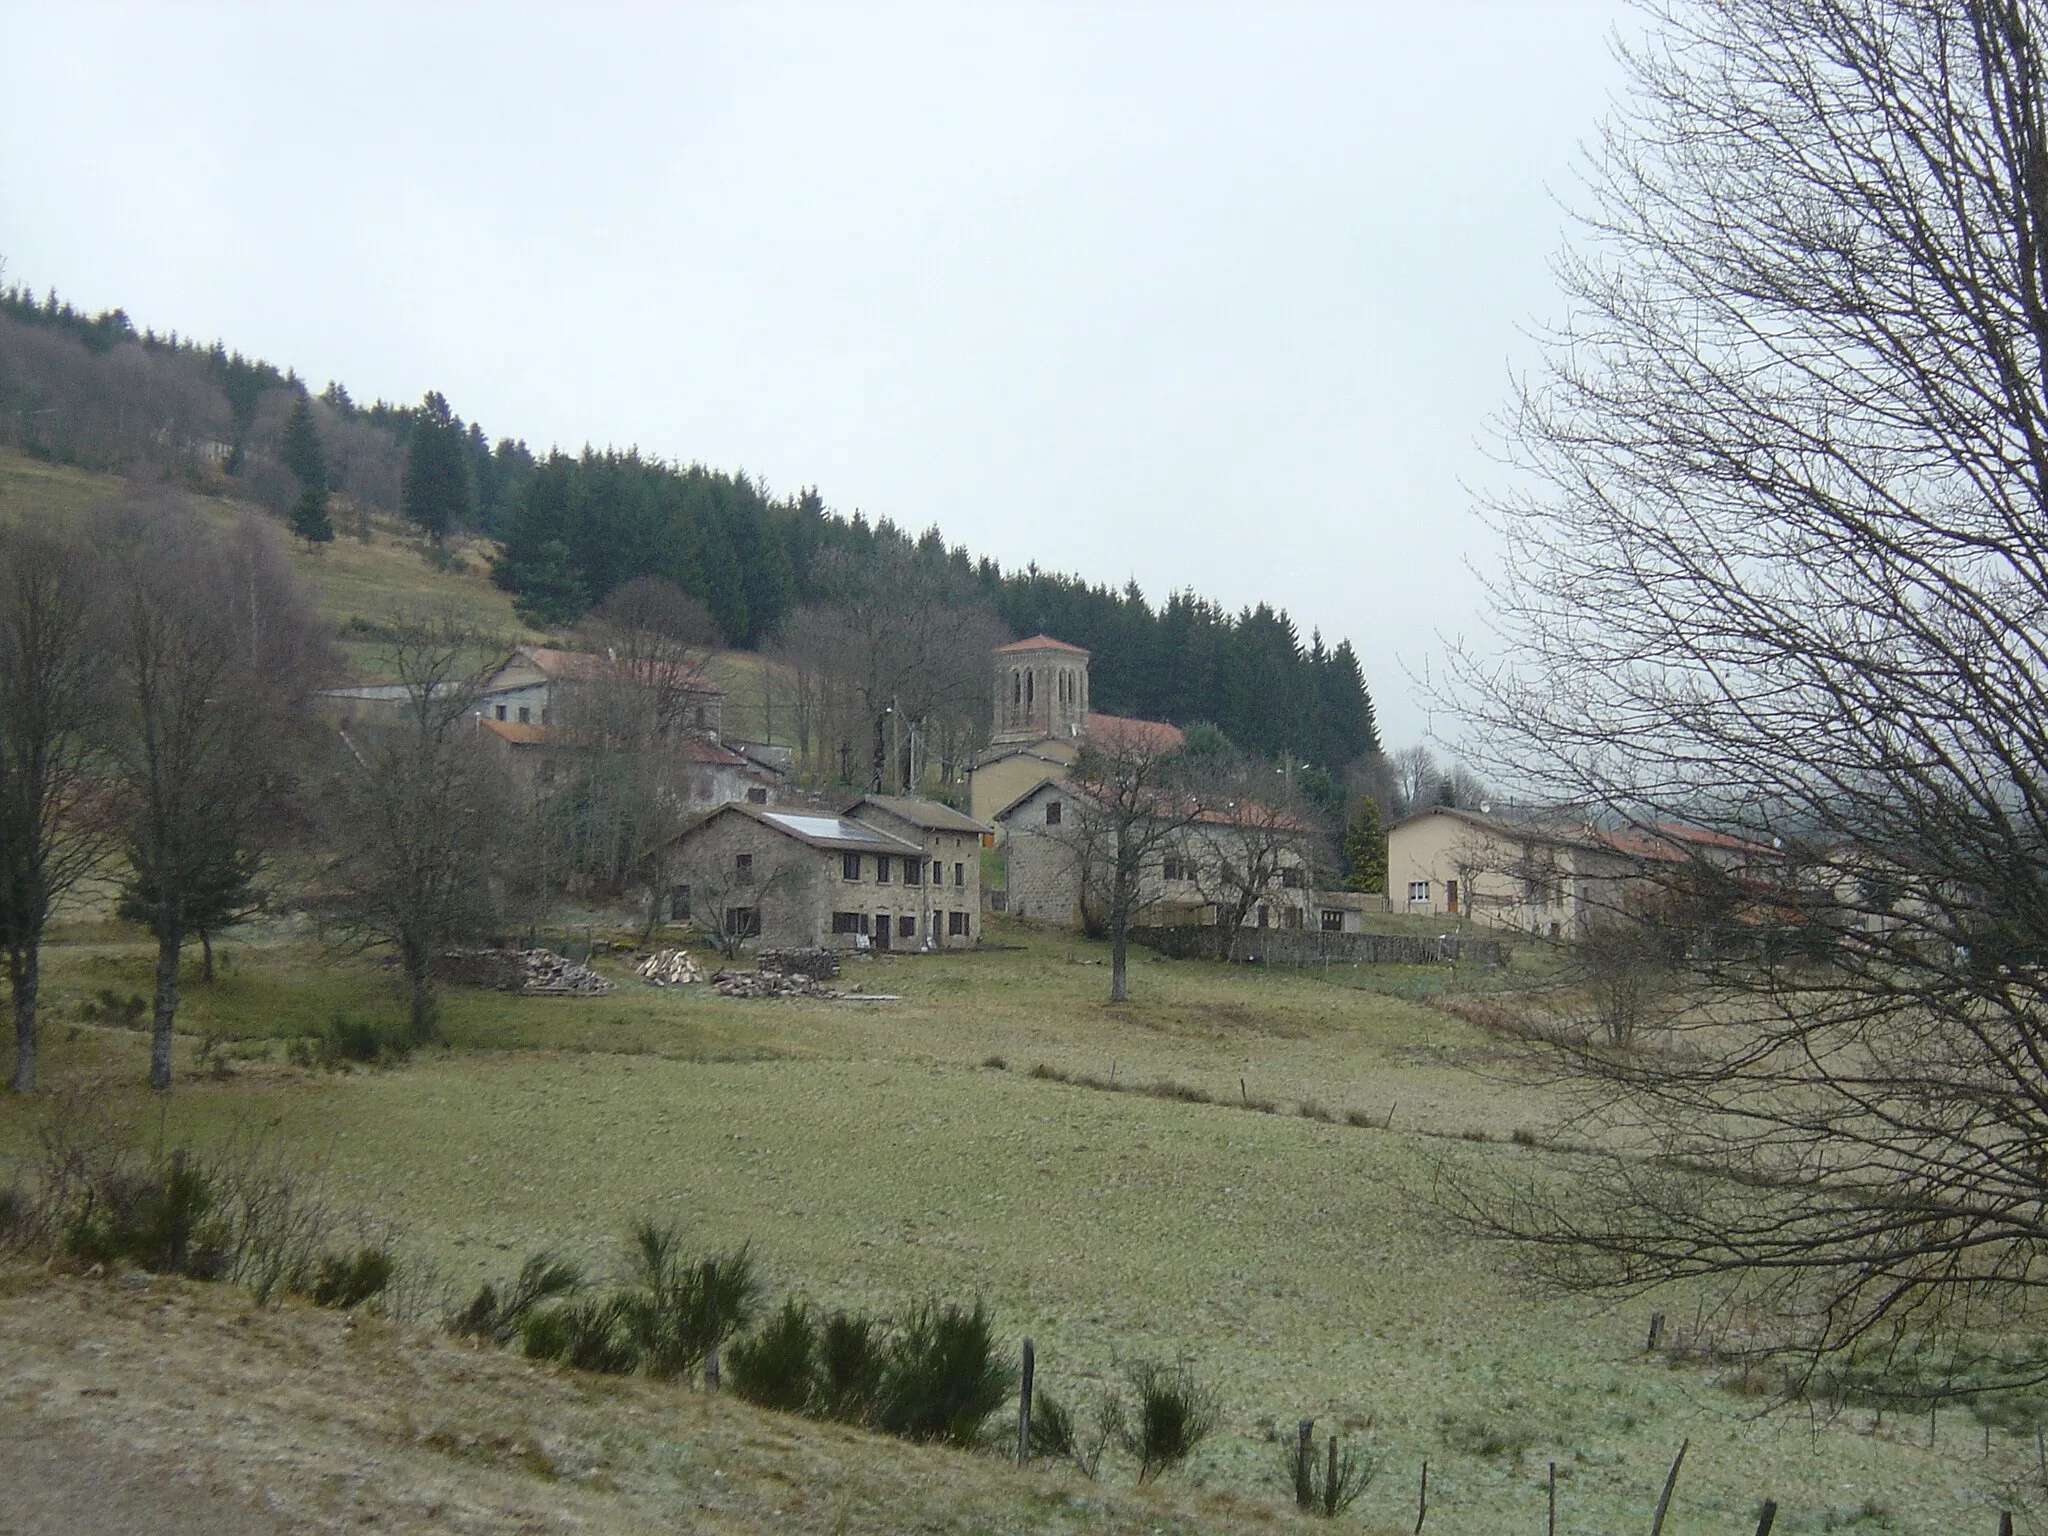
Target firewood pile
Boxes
[710,968,831,998]
[757,946,842,981]
[440,948,616,995]
[635,949,704,987]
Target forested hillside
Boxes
[0,285,1378,772]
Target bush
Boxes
[877,1298,1016,1448]
[1281,1421,1377,1516]
[728,1299,820,1413]
[450,1252,585,1346]
[617,1220,760,1383]
[312,1012,407,1069]
[1120,1359,1218,1481]
[817,1309,889,1424]
[522,1297,638,1374]
[300,1247,395,1309]
[64,1150,226,1279]
[1030,1386,1121,1478]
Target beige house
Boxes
[1388,806,1786,939]
[967,635,1187,828]
[659,797,989,952]
[997,778,1317,931]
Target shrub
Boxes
[728,1298,819,1413]
[314,1012,407,1069]
[300,1247,395,1309]
[877,1297,1016,1448]
[1281,1421,1377,1516]
[64,1151,227,1279]
[522,1296,638,1374]
[1030,1386,1122,1478]
[617,1220,760,1383]
[450,1252,585,1346]
[817,1309,889,1424]
[1120,1359,1218,1481]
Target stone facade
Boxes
[660,800,987,952]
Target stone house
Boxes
[996,779,1317,931]
[659,797,989,952]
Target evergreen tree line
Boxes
[0,284,1379,771]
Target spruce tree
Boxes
[281,390,333,545]
[401,391,475,545]
[1340,800,1386,895]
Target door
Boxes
[874,916,891,951]
[1446,879,1460,915]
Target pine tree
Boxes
[1340,800,1386,895]
[401,391,475,545]
[281,390,333,545]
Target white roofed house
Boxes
[479,644,725,737]
[655,797,989,953]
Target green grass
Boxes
[1,915,2026,1534]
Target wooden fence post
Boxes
[1646,1438,1688,1536]
[1753,1497,1777,1536]
[1548,1460,1557,1536]
[1998,1513,2013,1536]
[1295,1419,1315,1508]
[1413,1459,1428,1535]
[1016,1338,1034,1468]
[1646,1311,1665,1352]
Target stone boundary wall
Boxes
[1132,926,1507,968]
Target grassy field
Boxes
[2,917,2030,1535]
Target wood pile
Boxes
[439,948,616,995]
[756,946,842,981]
[516,949,616,996]
[710,968,830,999]
[635,949,704,987]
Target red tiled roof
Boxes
[480,719,551,745]
[1084,713,1185,755]
[996,634,1091,656]
[675,738,749,766]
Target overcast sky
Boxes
[1,1,1633,746]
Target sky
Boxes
[0,1,1634,747]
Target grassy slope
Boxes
[5,919,2024,1535]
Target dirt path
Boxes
[0,1413,290,1536]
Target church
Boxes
[966,634,1184,828]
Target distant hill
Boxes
[0,285,1378,771]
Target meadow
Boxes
[4,916,2030,1535]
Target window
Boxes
[1163,856,1189,882]
[1321,908,1344,932]
[842,852,862,881]
[898,915,915,938]
[1026,671,1034,706]
[1044,801,1062,827]
[736,852,753,875]
[672,884,691,921]
[954,861,965,886]
[832,911,869,935]
[905,858,923,886]
[948,910,969,936]
[1284,907,1303,929]
[932,860,943,884]
[694,706,707,729]
[517,706,531,724]
[724,907,759,938]
[495,704,507,721]
[1408,880,1430,904]
[876,855,892,883]
[1280,866,1306,889]
[746,786,768,804]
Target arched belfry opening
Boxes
[990,635,1091,746]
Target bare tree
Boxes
[320,618,513,1040]
[1063,718,1201,1003]
[1183,749,1320,956]
[0,526,109,1092]
[783,547,1004,793]
[105,504,323,1090]
[668,843,809,960]
[581,576,719,737]
[1446,0,2048,1400]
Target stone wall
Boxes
[1132,925,1508,968]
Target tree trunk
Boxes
[200,928,214,984]
[402,938,436,1044]
[1110,913,1129,1003]
[150,923,183,1091]
[8,944,38,1094]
